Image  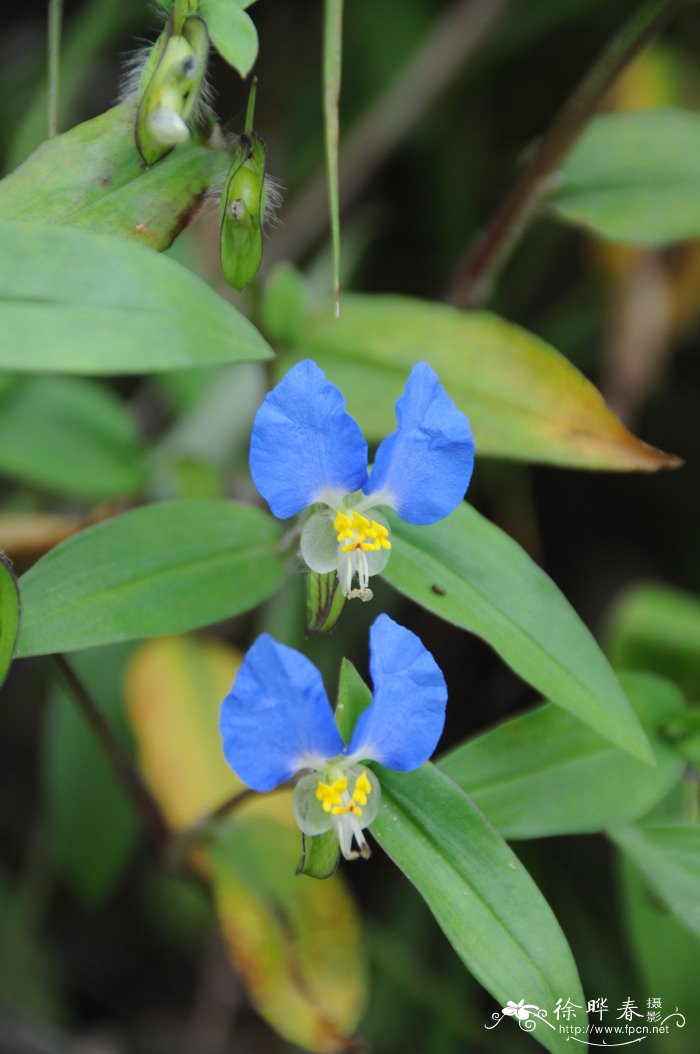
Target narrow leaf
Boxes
[0,102,228,251]
[384,503,653,762]
[0,224,271,374]
[610,824,700,939]
[551,109,700,246]
[16,501,285,656]
[0,556,20,688]
[285,294,678,471]
[372,763,584,1054]
[0,376,145,499]
[323,0,343,313]
[211,817,366,1053]
[439,673,685,838]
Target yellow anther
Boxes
[331,800,363,817]
[353,771,372,806]
[316,776,348,813]
[333,510,393,553]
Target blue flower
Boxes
[219,614,447,860]
[250,360,475,599]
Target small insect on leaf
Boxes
[135,15,209,167]
[219,132,268,290]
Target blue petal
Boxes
[363,362,475,524]
[250,360,369,518]
[346,614,447,769]
[220,634,344,791]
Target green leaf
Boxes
[0,102,229,251]
[43,644,140,906]
[296,830,340,880]
[371,763,584,1054]
[0,377,146,499]
[210,816,366,1052]
[439,673,686,839]
[617,854,700,1048]
[199,0,258,76]
[550,109,700,246]
[0,556,20,689]
[16,501,285,656]
[285,294,678,471]
[384,503,653,762]
[606,582,700,698]
[335,657,371,743]
[0,223,271,374]
[610,824,700,940]
[260,263,310,345]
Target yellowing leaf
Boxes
[285,295,679,472]
[211,817,367,1054]
[125,635,244,831]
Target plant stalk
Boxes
[47,0,64,137]
[50,654,172,854]
[448,0,685,308]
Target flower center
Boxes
[333,511,392,554]
[316,771,373,817]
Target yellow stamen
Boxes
[353,771,372,806]
[333,510,392,553]
[315,776,348,813]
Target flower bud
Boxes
[135,15,208,167]
[219,132,268,290]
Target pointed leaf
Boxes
[16,501,285,656]
[0,224,271,374]
[384,503,653,762]
[285,294,678,471]
[372,763,584,1054]
[439,673,685,838]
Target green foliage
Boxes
[0,556,19,688]
[0,377,145,499]
[385,504,652,761]
[282,294,676,470]
[606,582,700,697]
[16,501,286,656]
[0,102,229,250]
[372,763,585,1054]
[0,224,271,374]
[199,0,259,77]
[43,645,139,905]
[551,109,700,246]
[610,824,700,940]
[439,673,686,838]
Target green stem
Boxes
[245,76,258,135]
[323,0,344,316]
[448,0,686,308]
[47,0,64,137]
[50,654,172,855]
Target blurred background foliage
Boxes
[1,0,700,1051]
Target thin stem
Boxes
[323,0,344,316]
[50,654,172,855]
[265,0,508,271]
[47,0,64,138]
[245,76,258,135]
[448,0,685,308]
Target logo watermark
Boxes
[486,996,686,1046]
